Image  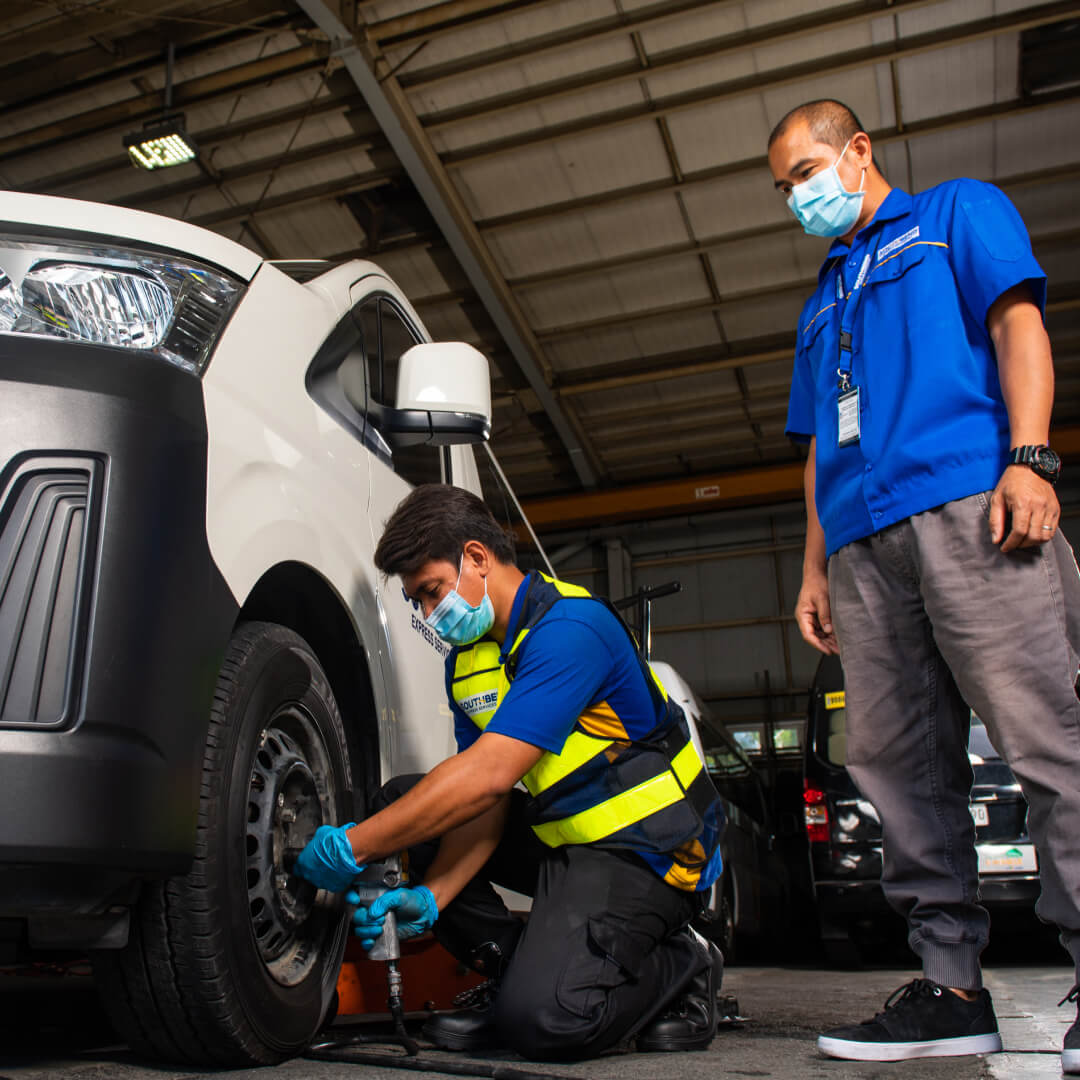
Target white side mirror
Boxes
[391,342,491,444]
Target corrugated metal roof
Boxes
[1,0,1076,500]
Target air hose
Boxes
[304,1034,578,1080]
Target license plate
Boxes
[970,804,989,827]
[978,843,1038,874]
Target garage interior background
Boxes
[3,0,1077,746]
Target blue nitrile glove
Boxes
[294,823,365,892]
[344,885,439,950]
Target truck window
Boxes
[706,738,767,827]
[822,706,847,765]
[731,719,805,757]
[356,297,442,488]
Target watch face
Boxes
[1034,446,1062,476]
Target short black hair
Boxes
[768,99,866,151]
[374,483,516,577]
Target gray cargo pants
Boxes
[828,491,1080,990]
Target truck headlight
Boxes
[0,236,244,375]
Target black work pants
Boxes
[374,775,706,1061]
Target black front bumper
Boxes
[0,338,238,917]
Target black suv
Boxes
[804,655,1039,960]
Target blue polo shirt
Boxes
[447,573,724,892]
[785,180,1046,557]
[448,579,655,756]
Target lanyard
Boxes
[836,250,872,391]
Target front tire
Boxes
[93,622,355,1065]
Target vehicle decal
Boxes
[410,610,451,657]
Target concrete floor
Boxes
[1,958,1074,1080]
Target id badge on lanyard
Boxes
[836,252,871,449]
[837,386,861,447]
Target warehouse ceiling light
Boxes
[124,43,196,171]
[124,116,197,170]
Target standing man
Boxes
[768,99,1080,1068]
[293,484,725,1061]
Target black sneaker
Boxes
[818,978,1002,1061]
[422,979,501,1051]
[1060,983,1079,1074]
[636,930,723,1052]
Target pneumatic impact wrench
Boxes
[282,845,419,1056]
[351,855,419,1055]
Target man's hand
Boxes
[989,465,1059,551]
[294,823,366,892]
[795,571,839,655]
[346,885,439,949]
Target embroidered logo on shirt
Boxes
[877,225,920,262]
[460,690,499,716]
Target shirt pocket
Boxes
[861,243,933,341]
[865,242,929,286]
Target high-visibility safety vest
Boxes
[450,572,724,890]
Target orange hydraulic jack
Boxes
[334,932,485,1017]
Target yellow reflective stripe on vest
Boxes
[539,573,590,598]
[532,769,685,847]
[646,664,670,703]
[531,736,706,847]
[671,739,704,789]
[523,730,614,796]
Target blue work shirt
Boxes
[785,180,1046,557]
[447,573,723,891]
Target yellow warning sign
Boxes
[824,691,846,710]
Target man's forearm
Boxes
[347,751,503,865]
[345,732,543,866]
[989,287,1054,448]
[803,438,828,578]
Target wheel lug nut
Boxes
[276,793,285,808]
[279,807,296,823]
[275,873,289,890]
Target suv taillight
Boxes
[804,782,830,843]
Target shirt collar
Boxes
[499,571,537,662]
[817,188,914,279]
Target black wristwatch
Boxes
[1010,444,1062,485]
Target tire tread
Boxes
[94,622,351,1066]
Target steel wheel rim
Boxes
[245,705,336,988]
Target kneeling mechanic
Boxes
[293,483,725,1061]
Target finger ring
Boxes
[1042,525,1054,530]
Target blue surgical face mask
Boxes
[425,554,495,646]
[786,138,866,238]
